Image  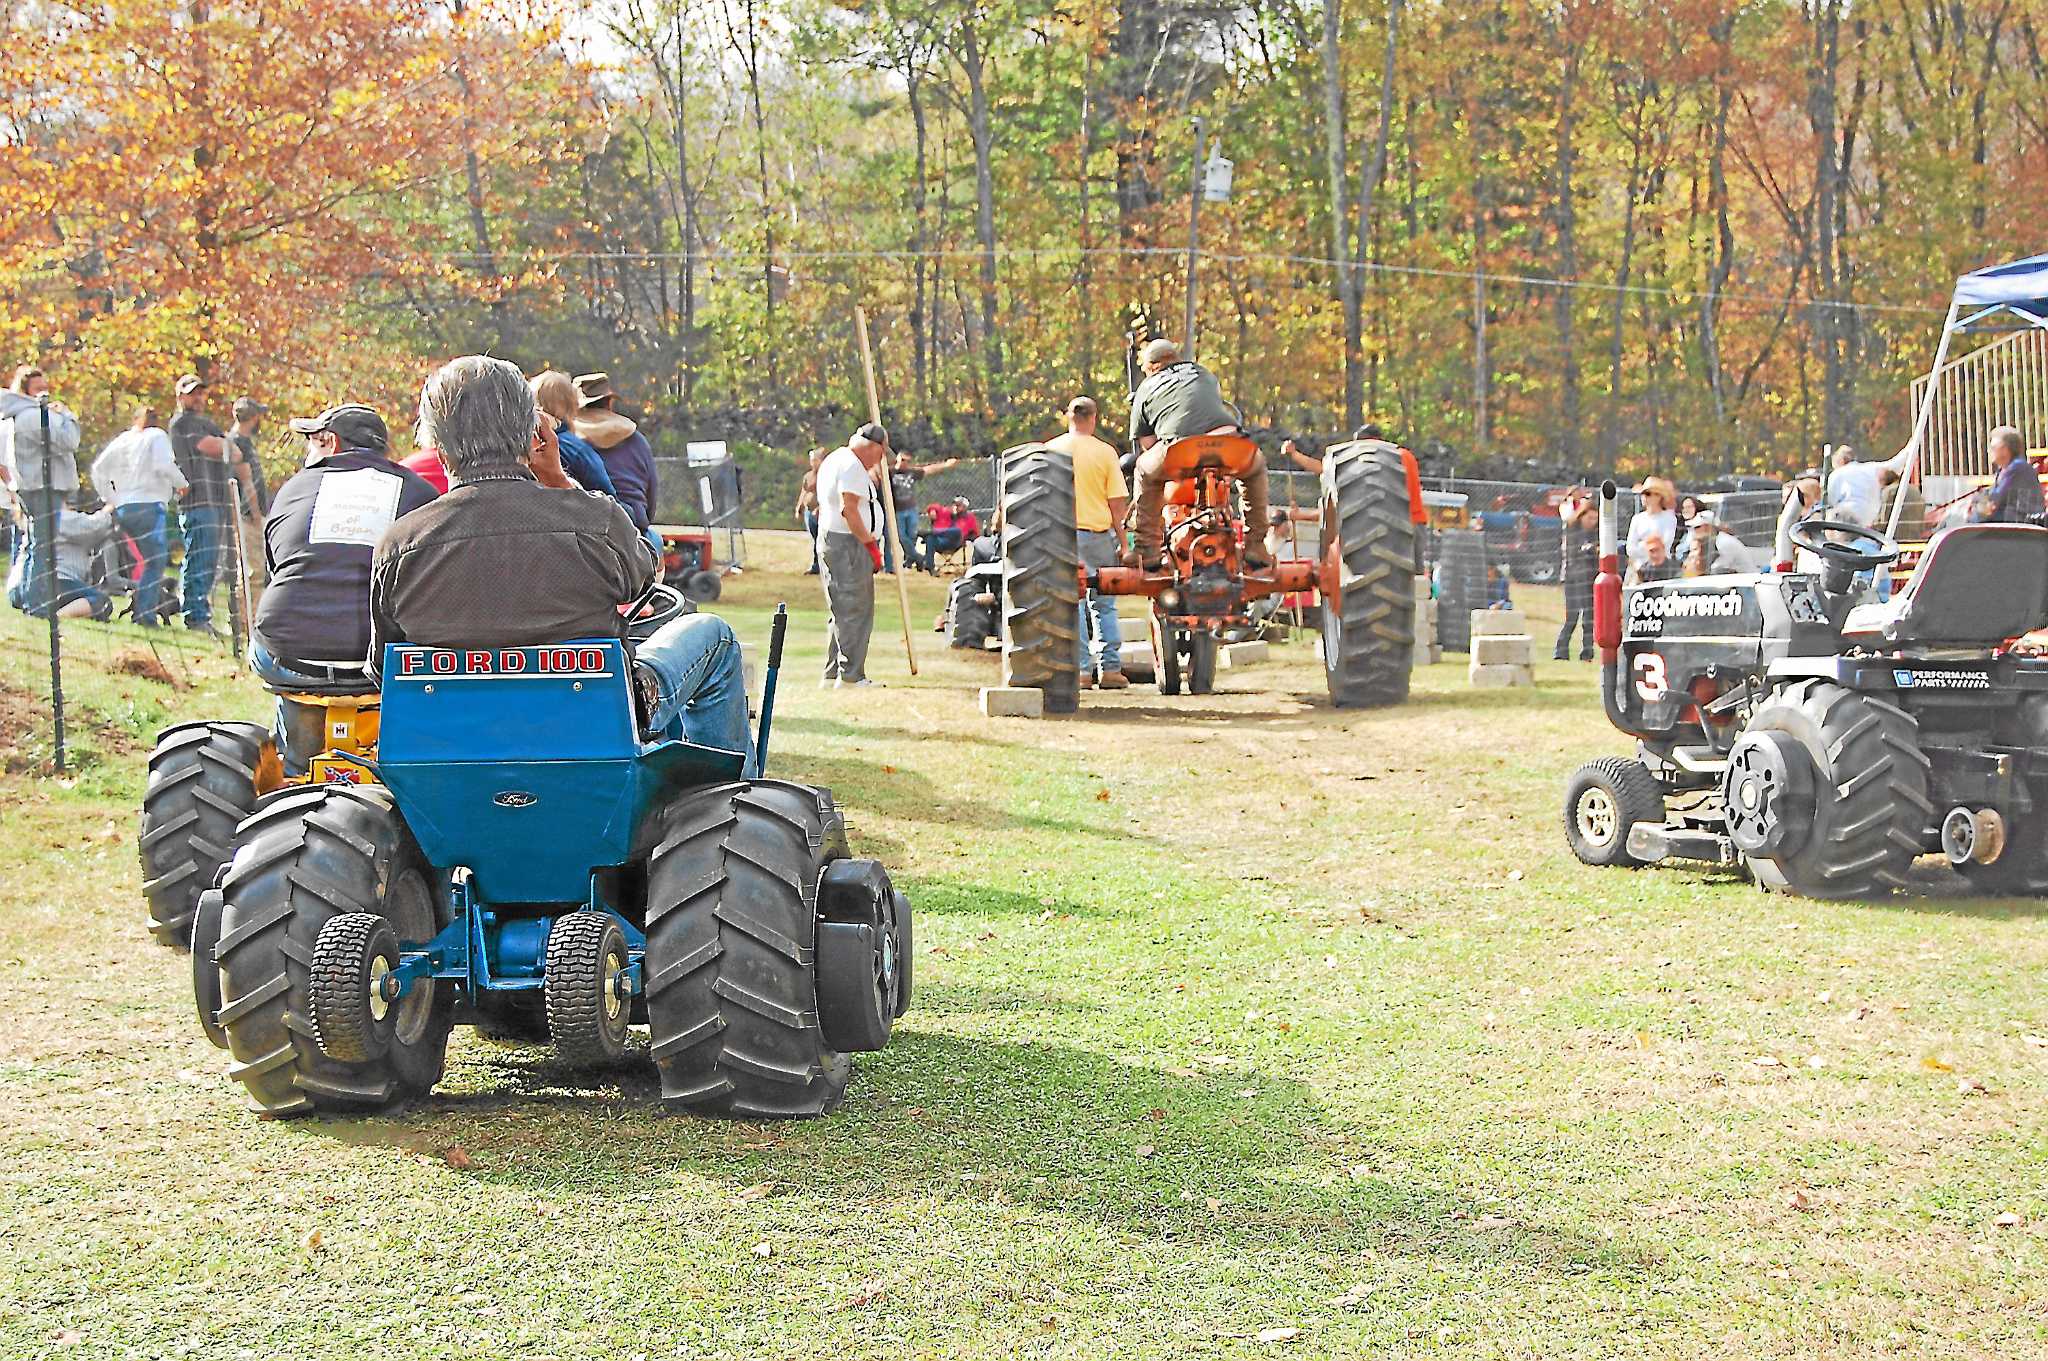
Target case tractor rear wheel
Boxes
[644,781,858,1118]
[1562,757,1664,867]
[1734,680,1932,899]
[213,786,452,1115]
[1000,445,1081,714]
[1319,444,1418,707]
[140,721,274,948]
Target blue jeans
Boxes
[1076,529,1123,672]
[11,488,64,615]
[890,508,918,572]
[250,641,376,775]
[635,613,754,773]
[113,502,169,624]
[180,504,223,626]
[918,528,963,572]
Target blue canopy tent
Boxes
[1885,254,2048,538]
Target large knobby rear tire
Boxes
[140,721,273,948]
[1740,680,1932,899]
[1320,444,1418,707]
[643,781,853,1118]
[1562,757,1664,868]
[1000,445,1081,714]
[213,786,451,1115]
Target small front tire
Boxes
[545,912,633,1067]
[1563,758,1664,868]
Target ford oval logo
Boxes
[493,791,538,809]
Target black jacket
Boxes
[367,468,653,679]
[1561,520,1598,587]
[254,449,439,668]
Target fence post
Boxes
[227,480,251,660]
[38,397,65,774]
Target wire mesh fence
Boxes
[1,487,259,773]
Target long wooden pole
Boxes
[855,306,918,675]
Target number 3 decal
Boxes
[1633,653,1668,703]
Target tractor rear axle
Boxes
[1083,561,1318,601]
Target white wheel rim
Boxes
[367,955,393,1023]
[1578,787,1619,847]
[603,948,626,1025]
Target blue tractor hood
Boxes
[376,641,744,904]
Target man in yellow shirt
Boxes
[1045,397,1130,689]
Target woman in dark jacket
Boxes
[1556,497,1598,661]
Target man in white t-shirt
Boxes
[1824,445,1913,528]
[817,422,889,686]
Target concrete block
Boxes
[1470,608,1530,637]
[1471,634,1532,667]
[1120,639,1155,669]
[979,686,1045,718]
[1411,643,1442,669]
[1468,661,1535,689]
[982,634,1002,651]
[1217,640,1269,669]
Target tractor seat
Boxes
[1152,432,1261,481]
[263,659,379,698]
[1841,523,2048,647]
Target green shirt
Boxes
[1129,362,1239,446]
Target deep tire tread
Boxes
[1000,446,1081,713]
[140,721,271,947]
[1744,680,1931,899]
[644,781,851,1118]
[1323,445,1418,707]
[214,787,449,1115]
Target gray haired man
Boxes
[366,356,753,761]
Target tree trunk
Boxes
[909,71,931,405]
[959,18,1003,390]
[1552,37,1580,462]
[1700,57,1735,439]
[1806,0,1850,444]
[1320,0,1357,429]
[1353,0,1401,426]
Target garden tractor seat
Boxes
[375,639,746,904]
[1841,523,2048,648]
[1154,432,1260,481]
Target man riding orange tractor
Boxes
[1000,336,1425,711]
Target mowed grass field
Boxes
[1,534,2044,1360]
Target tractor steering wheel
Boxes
[1787,518,1900,572]
[620,581,691,641]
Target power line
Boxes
[431,243,1954,315]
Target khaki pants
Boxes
[1132,439,1270,561]
[819,531,875,682]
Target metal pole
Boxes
[1186,117,1204,358]
[227,479,252,661]
[855,306,918,675]
[1886,299,1961,541]
[38,397,65,774]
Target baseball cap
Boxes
[855,421,889,447]
[175,374,207,396]
[232,396,266,419]
[1691,509,1719,528]
[289,402,389,453]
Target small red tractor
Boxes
[998,433,1424,711]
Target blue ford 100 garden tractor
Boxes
[188,603,911,1118]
